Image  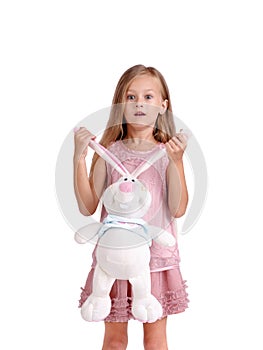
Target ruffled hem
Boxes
[103,286,189,322]
[105,297,133,322]
[160,281,189,316]
[79,281,189,323]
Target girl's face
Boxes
[123,75,168,129]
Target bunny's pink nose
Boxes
[119,181,134,193]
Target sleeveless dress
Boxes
[79,141,189,322]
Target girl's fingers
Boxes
[73,126,88,134]
[165,133,188,163]
[169,137,184,150]
[74,127,87,136]
[172,134,188,149]
[165,139,180,154]
[74,127,95,141]
[177,133,187,143]
[73,127,96,160]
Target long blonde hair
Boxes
[90,64,176,175]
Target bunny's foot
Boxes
[81,294,111,322]
[132,295,163,323]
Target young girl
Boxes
[74,64,189,350]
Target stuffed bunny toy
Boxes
[75,140,176,323]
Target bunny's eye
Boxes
[124,178,128,181]
[131,179,135,182]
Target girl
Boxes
[74,64,189,350]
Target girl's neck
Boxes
[125,126,156,142]
[123,127,158,151]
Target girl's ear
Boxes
[160,99,168,115]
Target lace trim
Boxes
[160,281,189,316]
[150,257,180,271]
[118,140,164,155]
[105,297,134,322]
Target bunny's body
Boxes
[75,141,176,323]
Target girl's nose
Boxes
[119,181,134,193]
[136,99,143,107]
[135,96,144,107]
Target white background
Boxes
[1,0,263,349]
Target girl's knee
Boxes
[102,322,128,350]
[144,338,168,350]
[102,337,128,350]
[143,318,168,350]
[144,330,168,350]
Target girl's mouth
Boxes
[134,111,146,116]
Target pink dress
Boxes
[79,141,189,321]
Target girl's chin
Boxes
[124,118,156,127]
[127,123,154,130]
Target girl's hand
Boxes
[165,131,188,164]
[73,127,95,162]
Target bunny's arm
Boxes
[148,225,176,247]
[75,222,103,244]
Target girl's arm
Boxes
[165,135,189,218]
[73,128,106,216]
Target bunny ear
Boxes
[132,147,167,178]
[89,140,129,176]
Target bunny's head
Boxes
[103,174,151,218]
[89,140,166,219]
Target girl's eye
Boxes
[145,95,153,100]
[127,95,135,100]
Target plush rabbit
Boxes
[75,140,176,323]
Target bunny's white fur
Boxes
[75,141,176,323]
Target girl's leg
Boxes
[102,322,128,350]
[143,317,168,350]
